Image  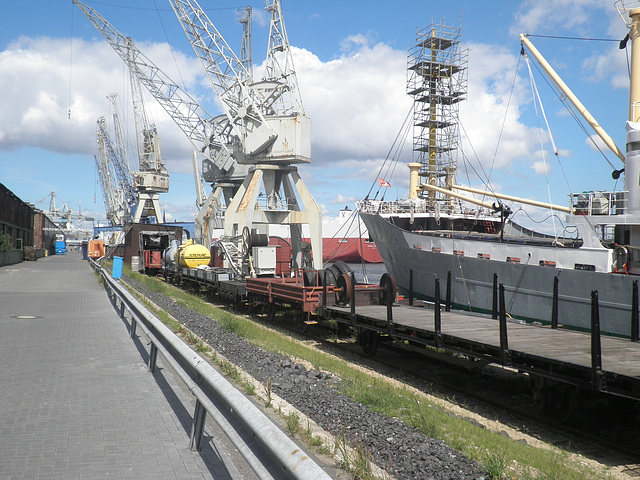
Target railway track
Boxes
[131,271,640,477]
[263,307,640,473]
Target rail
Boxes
[89,259,330,480]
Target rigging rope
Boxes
[524,52,559,240]
[365,103,413,201]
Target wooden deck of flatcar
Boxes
[322,302,640,400]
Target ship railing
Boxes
[569,191,626,216]
[356,198,488,216]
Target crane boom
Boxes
[168,0,277,159]
[264,0,304,115]
[73,0,247,186]
[96,116,135,225]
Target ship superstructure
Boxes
[359,7,640,338]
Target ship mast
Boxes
[407,20,467,207]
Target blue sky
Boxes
[0,0,632,232]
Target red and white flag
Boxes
[378,177,391,187]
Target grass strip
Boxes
[123,268,617,480]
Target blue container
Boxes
[81,241,88,260]
[112,256,123,280]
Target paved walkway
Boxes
[0,254,245,479]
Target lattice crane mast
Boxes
[126,38,170,223]
[95,114,134,226]
[169,0,322,269]
[73,0,249,240]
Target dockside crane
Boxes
[95,119,129,226]
[95,94,138,226]
[74,0,248,244]
[169,0,322,269]
[75,0,322,271]
[126,38,170,223]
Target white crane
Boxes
[169,0,322,269]
[74,0,248,243]
[75,0,322,270]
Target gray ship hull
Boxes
[361,212,637,337]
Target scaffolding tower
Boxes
[408,20,467,206]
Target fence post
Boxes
[492,273,498,320]
[350,271,356,325]
[409,269,414,306]
[386,274,394,336]
[499,284,510,365]
[434,277,442,348]
[551,276,559,329]
[445,271,451,312]
[632,280,639,342]
[591,290,603,390]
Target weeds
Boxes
[284,411,301,437]
[264,377,272,408]
[483,450,508,480]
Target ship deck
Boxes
[321,301,640,400]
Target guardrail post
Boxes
[434,277,442,348]
[148,343,158,373]
[492,273,498,319]
[551,276,559,329]
[591,290,603,390]
[130,318,137,339]
[189,399,207,451]
[632,280,639,342]
[409,269,414,306]
[119,300,126,320]
[499,284,511,365]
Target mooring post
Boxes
[189,399,207,451]
[632,280,639,342]
[434,277,442,348]
[446,271,451,312]
[499,283,510,365]
[591,290,603,390]
[492,273,498,320]
[551,276,559,329]
[409,269,414,306]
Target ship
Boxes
[264,206,382,264]
[359,4,640,338]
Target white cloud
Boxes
[511,0,609,36]
[293,40,411,164]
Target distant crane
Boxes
[126,37,169,223]
[94,94,137,226]
[74,0,248,245]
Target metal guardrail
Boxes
[89,259,330,480]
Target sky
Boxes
[0,0,634,233]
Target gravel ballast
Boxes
[126,277,486,480]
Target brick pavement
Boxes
[0,255,245,479]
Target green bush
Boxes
[0,233,12,252]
